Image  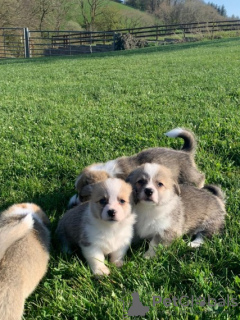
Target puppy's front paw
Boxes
[144,249,156,259]
[188,241,201,248]
[112,260,124,268]
[93,264,110,276]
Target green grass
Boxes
[0,37,240,319]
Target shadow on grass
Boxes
[0,37,239,66]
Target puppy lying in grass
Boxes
[0,203,50,320]
[56,178,136,276]
[127,163,226,258]
[69,128,205,207]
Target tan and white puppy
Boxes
[127,163,226,258]
[0,203,50,320]
[70,128,205,207]
[56,178,136,276]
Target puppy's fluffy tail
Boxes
[203,185,225,202]
[0,206,34,262]
[165,128,197,154]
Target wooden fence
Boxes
[111,19,240,40]
[48,19,240,54]
[0,20,240,59]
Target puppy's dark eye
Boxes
[119,199,126,204]
[137,179,145,185]
[157,182,164,187]
[99,198,108,205]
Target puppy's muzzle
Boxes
[144,188,154,197]
[108,209,116,218]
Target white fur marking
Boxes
[144,163,160,179]
[165,127,183,138]
[189,233,204,248]
[68,194,80,207]
[22,214,34,229]
[135,196,179,239]
[105,178,123,199]
[90,160,122,177]
[7,207,33,216]
[87,206,135,256]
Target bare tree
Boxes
[78,0,107,31]
[0,0,22,27]
[53,0,73,31]
[95,7,124,31]
[153,0,225,24]
[30,0,55,31]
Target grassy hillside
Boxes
[64,0,159,30]
[0,38,240,319]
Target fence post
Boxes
[24,28,30,58]
[113,32,116,51]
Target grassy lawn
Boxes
[0,37,240,319]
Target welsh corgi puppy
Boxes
[0,203,50,320]
[70,128,205,206]
[56,178,136,276]
[127,163,226,258]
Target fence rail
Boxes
[0,28,25,58]
[0,19,240,59]
[110,19,240,40]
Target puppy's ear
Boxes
[79,184,93,202]
[173,182,181,196]
[75,169,97,194]
[80,184,93,197]
[75,173,85,193]
[126,170,136,186]
[126,169,142,204]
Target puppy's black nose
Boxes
[145,188,153,197]
[108,209,116,217]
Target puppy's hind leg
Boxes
[182,167,205,188]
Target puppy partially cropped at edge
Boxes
[56,178,136,276]
[69,128,205,207]
[127,163,226,258]
[0,203,50,320]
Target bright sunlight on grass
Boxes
[0,38,239,319]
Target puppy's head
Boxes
[75,164,110,202]
[90,178,133,222]
[127,163,180,206]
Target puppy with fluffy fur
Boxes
[70,128,204,207]
[127,163,226,258]
[56,178,136,276]
[68,169,110,207]
[0,203,50,320]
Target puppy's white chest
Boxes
[87,222,133,255]
[135,205,172,239]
